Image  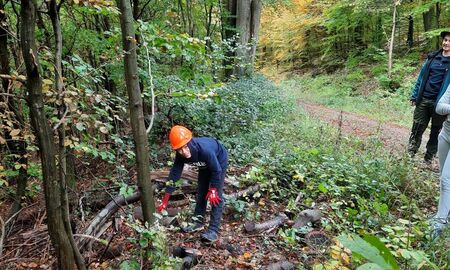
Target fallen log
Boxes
[77,192,140,251]
[226,184,260,200]
[292,209,321,229]
[244,213,288,233]
[265,261,295,270]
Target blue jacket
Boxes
[411,49,450,105]
[166,137,228,193]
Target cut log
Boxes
[265,261,295,270]
[244,213,288,233]
[226,184,260,200]
[292,209,321,229]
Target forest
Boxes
[1,0,450,269]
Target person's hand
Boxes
[410,100,416,106]
[157,192,171,213]
[206,188,220,207]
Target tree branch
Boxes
[0,74,26,83]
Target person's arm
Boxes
[166,155,184,193]
[436,84,450,115]
[157,155,184,212]
[204,150,223,206]
[410,61,427,103]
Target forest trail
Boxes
[297,100,421,154]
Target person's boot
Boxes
[200,229,218,242]
[424,152,434,164]
[182,222,204,233]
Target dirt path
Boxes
[297,100,422,153]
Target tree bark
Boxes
[117,0,155,225]
[20,0,77,268]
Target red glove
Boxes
[206,188,220,207]
[157,192,171,213]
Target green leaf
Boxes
[363,235,399,270]
[139,236,148,248]
[318,182,328,193]
[337,234,395,270]
[357,263,386,270]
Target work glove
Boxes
[206,188,220,207]
[157,192,171,213]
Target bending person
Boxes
[157,125,228,243]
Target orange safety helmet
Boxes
[169,125,193,150]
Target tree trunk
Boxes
[249,0,262,66]
[388,1,397,79]
[117,0,155,225]
[407,14,413,48]
[20,0,78,268]
[235,0,251,77]
[48,0,86,269]
[222,0,237,79]
[422,5,437,50]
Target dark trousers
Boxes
[193,168,226,233]
[408,98,446,158]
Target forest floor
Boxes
[0,100,439,270]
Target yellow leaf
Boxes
[42,79,53,85]
[243,252,252,259]
[0,165,4,170]
[0,136,6,144]
[64,139,72,147]
[10,129,20,136]
[340,252,350,265]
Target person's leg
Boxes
[435,132,450,222]
[193,169,210,222]
[207,170,226,234]
[425,112,446,161]
[432,131,450,238]
[408,101,431,155]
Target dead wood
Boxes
[265,260,295,270]
[77,192,140,251]
[292,209,321,229]
[226,184,260,200]
[244,213,288,233]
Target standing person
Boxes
[157,125,228,243]
[408,31,450,163]
[432,67,450,238]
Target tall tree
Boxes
[20,0,84,268]
[117,0,155,225]
[47,0,86,268]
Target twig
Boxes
[79,194,86,223]
[73,234,108,245]
[140,27,156,135]
[0,207,25,257]
[52,107,69,130]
